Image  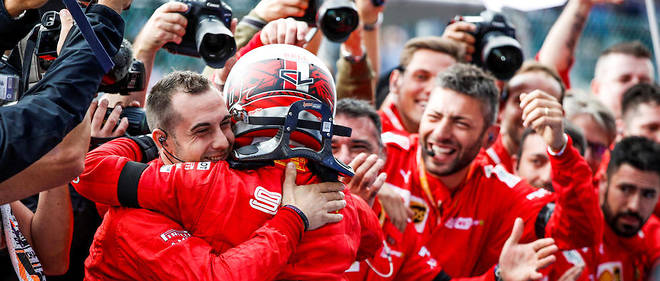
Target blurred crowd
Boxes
[0,0,658,280]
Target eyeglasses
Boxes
[587,141,608,157]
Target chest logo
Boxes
[250,186,282,215]
[597,261,623,281]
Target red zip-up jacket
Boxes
[380,132,602,278]
[73,137,383,280]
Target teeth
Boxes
[432,145,454,155]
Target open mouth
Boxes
[427,143,457,161]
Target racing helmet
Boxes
[223,44,353,176]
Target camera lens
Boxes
[480,33,523,80]
[196,16,237,68]
[484,46,522,80]
[318,0,359,42]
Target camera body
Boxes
[35,10,61,62]
[296,0,359,43]
[163,0,236,68]
[104,106,150,136]
[454,11,523,80]
[99,58,146,94]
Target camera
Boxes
[98,39,146,94]
[104,106,150,136]
[453,11,523,80]
[163,0,236,68]
[34,15,147,95]
[296,0,359,43]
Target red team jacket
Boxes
[548,216,660,281]
[378,103,409,135]
[483,135,515,174]
[73,138,383,281]
[379,132,602,278]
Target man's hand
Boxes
[56,9,74,56]
[254,0,308,22]
[520,90,565,152]
[499,218,558,281]
[281,163,346,231]
[355,0,384,26]
[442,21,476,62]
[90,99,128,138]
[133,2,188,55]
[260,18,309,47]
[342,153,387,207]
[378,183,414,233]
[3,0,48,17]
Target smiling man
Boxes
[379,37,462,135]
[380,63,602,278]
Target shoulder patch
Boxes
[483,164,521,188]
[381,131,410,151]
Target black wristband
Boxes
[282,205,309,231]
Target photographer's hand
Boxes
[254,0,308,22]
[442,21,476,62]
[90,99,128,138]
[3,0,48,17]
[260,18,309,47]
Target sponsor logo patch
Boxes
[160,229,191,245]
[249,186,282,215]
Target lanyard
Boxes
[416,146,477,213]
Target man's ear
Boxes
[484,124,500,148]
[152,129,167,150]
[389,69,402,96]
[591,79,600,97]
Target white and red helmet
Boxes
[223,44,352,176]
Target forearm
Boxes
[537,0,592,75]
[0,114,90,204]
[235,10,265,50]
[0,0,39,49]
[363,27,380,83]
[0,4,123,182]
[546,137,601,249]
[31,185,73,275]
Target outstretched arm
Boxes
[537,0,622,86]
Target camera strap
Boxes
[19,25,40,100]
[61,0,114,73]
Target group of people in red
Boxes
[72,0,659,280]
[2,0,658,280]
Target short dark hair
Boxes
[601,41,652,59]
[621,83,660,121]
[607,136,660,180]
[516,121,586,169]
[146,71,212,133]
[336,98,382,148]
[435,63,499,125]
[503,60,566,104]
